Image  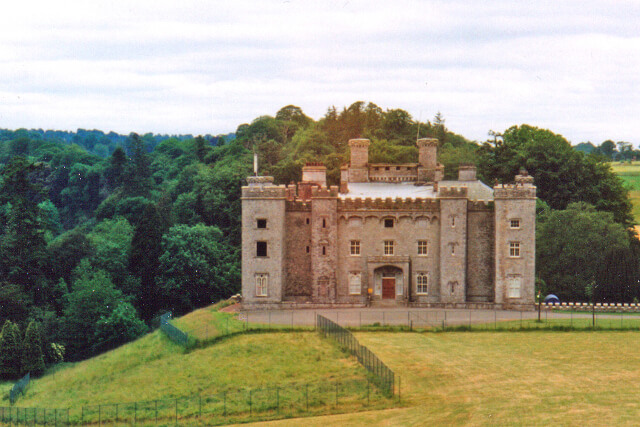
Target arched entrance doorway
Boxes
[373,266,403,299]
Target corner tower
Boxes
[493,170,536,307]
[241,176,286,305]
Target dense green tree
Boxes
[0,283,31,325]
[157,224,238,313]
[21,321,45,376]
[537,202,630,301]
[0,320,22,379]
[478,125,633,227]
[122,133,152,197]
[105,146,127,189]
[129,204,164,319]
[93,302,147,354]
[595,247,640,303]
[61,261,129,360]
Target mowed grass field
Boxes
[610,161,640,226]
[256,331,640,426]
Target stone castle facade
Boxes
[242,138,536,309]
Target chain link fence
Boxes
[159,311,190,346]
[317,315,396,396]
[9,372,30,405]
[1,379,388,426]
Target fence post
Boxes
[199,395,202,418]
[367,378,370,405]
[155,400,158,425]
[306,384,309,411]
[98,405,101,426]
[175,398,178,425]
[134,402,137,425]
[81,406,84,425]
[276,387,280,412]
[224,391,227,416]
[249,389,252,415]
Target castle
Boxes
[242,138,536,309]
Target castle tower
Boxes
[417,138,443,182]
[493,170,536,307]
[310,186,340,303]
[438,186,468,304]
[348,138,370,183]
[241,176,286,304]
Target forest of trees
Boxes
[0,101,637,379]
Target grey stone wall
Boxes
[241,184,286,303]
[284,211,312,297]
[466,209,495,302]
[439,194,468,303]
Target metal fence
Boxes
[159,311,189,346]
[9,372,30,405]
[1,379,387,426]
[0,406,69,425]
[317,315,395,396]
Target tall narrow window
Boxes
[416,273,428,294]
[350,240,361,256]
[451,216,456,227]
[306,218,310,225]
[256,219,267,229]
[418,240,428,255]
[322,218,326,228]
[384,240,394,255]
[322,246,326,255]
[507,276,522,298]
[509,242,520,258]
[255,273,268,296]
[349,272,362,295]
[256,241,267,257]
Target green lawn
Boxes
[253,331,640,426]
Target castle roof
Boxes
[340,180,494,201]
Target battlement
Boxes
[337,197,439,211]
[468,200,494,211]
[286,200,312,211]
[417,137,438,148]
[493,184,536,199]
[311,186,340,198]
[242,185,287,198]
[438,186,468,198]
[246,176,275,186]
[348,138,370,148]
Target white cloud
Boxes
[0,0,639,144]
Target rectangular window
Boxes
[256,241,267,257]
[322,218,327,228]
[384,218,394,228]
[507,276,522,298]
[510,219,520,229]
[451,216,456,227]
[255,273,268,296]
[256,219,267,229]
[509,242,520,258]
[349,272,362,295]
[350,240,361,256]
[418,240,428,255]
[384,240,394,255]
[416,273,428,295]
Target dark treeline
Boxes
[0,102,637,378]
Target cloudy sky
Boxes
[1,1,639,144]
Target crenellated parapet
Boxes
[337,197,439,211]
[242,185,287,198]
[437,186,468,198]
[286,200,312,211]
[468,200,494,211]
[311,186,340,198]
[493,184,536,200]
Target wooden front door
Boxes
[382,278,396,299]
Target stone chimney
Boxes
[301,162,327,187]
[458,164,477,181]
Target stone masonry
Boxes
[242,138,536,310]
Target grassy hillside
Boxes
[253,331,640,426]
[610,161,640,225]
[0,311,363,411]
